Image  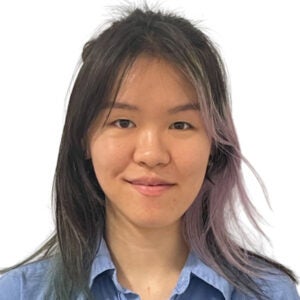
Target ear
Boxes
[81,138,91,159]
[85,149,91,160]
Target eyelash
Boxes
[169,121,193,130]
[112,119,193,130]
[112,119,135,128]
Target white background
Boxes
[0,0,299,292]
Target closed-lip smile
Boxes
[125,177,176,196]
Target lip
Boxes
[125,177,175,197]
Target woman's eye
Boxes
[113,119,135,128]
[170,121,192,130]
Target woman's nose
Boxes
[133,129,171,168]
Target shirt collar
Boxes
[89,238,115,286]
[187,252,234,300]
[89,239,234,300]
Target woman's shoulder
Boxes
[0,258,52,300]
[260,270,299,299]
[232,268,300,299]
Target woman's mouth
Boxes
[126,177,175,197]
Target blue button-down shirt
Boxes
[0,240,299,299]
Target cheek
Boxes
[174,140,210,176]
[90,138,130,179]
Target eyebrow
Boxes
[167,103,200,113]
[109,102,139,111]
[106,101,200,113]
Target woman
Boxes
[0,5,299,300]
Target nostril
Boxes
[132,132,171,167]
[133,151,171,168]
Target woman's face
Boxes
[89,55,211,230]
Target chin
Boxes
[131,216,181,230]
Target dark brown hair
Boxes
[1,4,297,300]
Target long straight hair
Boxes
[1,4,297,299]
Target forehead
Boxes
[114,54,198,107]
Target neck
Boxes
[106,219,188,261]
[105,212,189,295]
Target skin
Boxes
[88,55,211,300]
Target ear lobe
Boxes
[85,150,91,160]
[81,138,91,159]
